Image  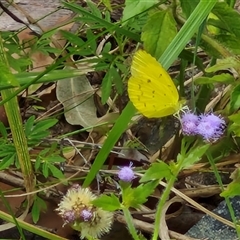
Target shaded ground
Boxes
[0,0,71,31]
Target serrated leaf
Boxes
[56,72,98,127]
[122,181,158,208]
[122,0,158,22]
[142,10,177,59]
[195,73,235,84]
[206,57,240,72]
[221,181,240,198]
[140,162,172,183]
[212,2,240,38]
[92,194,121,211]
[177,144,210,170]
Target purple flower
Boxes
[118,163,135,182]
[180,112,199,136]
[196,113,225,142]
[80,209,93,222]
[62,210,76,224]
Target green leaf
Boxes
[83,102,135,187]
[0,154,15,170]
[46,156,65,163]
[122,181,158,208]
[92,194,121,211]
[212,2,240,38]
[206,57,240,72]
[230,84,240,112]
[215,34,240,55]
[228,122,240,136]
[25,116,35,136]
[60,30,85,47]
[142,10,177,59]
[195,73,235,84]
[86,29,97,53]
[0,62,20,86]
[42,163,49,178]
[0,122,7,139]
[48,164,65,179]
[140,162,173,183]
[177,144,210,170]
[32,196,47,224]
[101,67,113,104]
[221,181,240,198]
[229,113,240,124]
[111,66,123,95]
[31,119,58,135]
[87,0,102,18]
[122,0,158,22]
[179,0,200,18]
[63,2,140,42]
[35,155,41,171]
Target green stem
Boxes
[152,173,176,240]
[123,207,140,240]
[0,34,35,205]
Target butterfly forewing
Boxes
[128,50,180,118]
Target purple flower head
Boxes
[180,112,199,136]
[197,113,226,142]
[62,210,76,224]
[118,162,135,182]
[80,209,93,222]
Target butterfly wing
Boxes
[128,50,180,118]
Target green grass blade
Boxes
[83,102,135,187]
[160,0,218,69]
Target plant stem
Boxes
[152,173,176,240]
[0,34,35,216]
[123,207,140,240]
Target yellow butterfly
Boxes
[128,50,182,118]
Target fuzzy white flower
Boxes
[56,184,114,239]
